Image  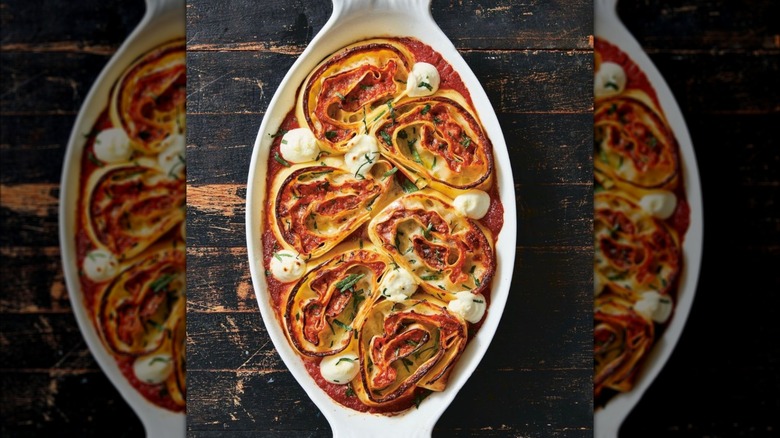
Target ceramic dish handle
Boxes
[332,0,432,20]
[145,0,182,17]
[595,0,623,35]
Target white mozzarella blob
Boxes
[447,291,487,323]
[158,134,186,179]
[94,128,133,163]
[634,290,674,323]
[269,249,307,282]
[379,267,419,302]
[280,128,320,163]
[453,190,491,219]
[344,134,380,178]
[639,190,678,220]
[594,62,627,98]
[406,62,440,97]
[83,249,119,282]
[319,353,360,384]
[133,353,174,385]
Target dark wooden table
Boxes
[615,2,780,436]
[184,1,593,436]
[2,0,779,437]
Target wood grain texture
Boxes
[4,0,775,436]
[1,0,151,435]
[613,1,780,436]
[186,0,593,436]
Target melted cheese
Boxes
[639,190,677,220]
[94,128,133,163]
[83,249,119,282]
[453,190,491,219]
[270,249,307,282]
[344,134,380,178]
[157,134,186,179]
[133,353,174,385]
[379,266,418,302]
[447,291,487,323]
[280,128,321,163]
[634,291,674,323]
[320,353,360,384]
[406,62,440,97]
[594,62,627,98]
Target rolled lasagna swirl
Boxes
[594,192,680,297]
[97,245,186,406]
[110,41,186,155]
[285,247,389,357]
[297,39,413,154]
[593,37,690,407]
[594,89,679,189]
[75,39,186,412]
[87,164,185,260]
[368,190,495,301]
[594,293,654,397]
[372,92,494,192]
[272,162,395,259]
[353,298,467,407]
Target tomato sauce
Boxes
[75,86,185,413]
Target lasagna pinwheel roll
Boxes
[86,164,185,260]
[372,92,494,192]
[368,190,495,300]
[594,192,680,297]
[285,247,390,357]
[272,162,395,259]
[97,245,185,357]
[594,293,654,398]
[110,40,186,155]
[353,298,468,407]
[296,39,413,154]
[594,89,679,189]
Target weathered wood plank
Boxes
[0,0,144,48]
[0,246,68,313]
[0,371,143,436]
[185,0,593,51]
[184,50,594,116]
[0,116,75,184]
[645,53,780,115]
[617,0,780,51]
[0,52,115,115]
[0,314,96,370]
[186,246,256,313]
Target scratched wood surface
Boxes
[613,2,780,437]
[4,0,779,437]
[1,0,148,435]
[185,0,594,436]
